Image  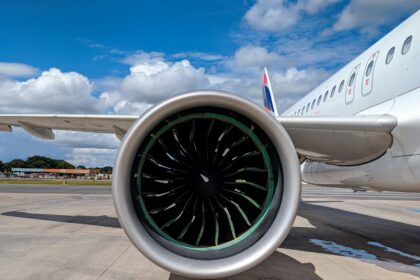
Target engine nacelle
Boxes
[112,90,301,278]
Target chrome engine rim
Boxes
[112,91,301,278]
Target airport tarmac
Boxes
[0,184,419,280]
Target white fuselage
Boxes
[283,11,420,192]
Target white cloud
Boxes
[95,49,324,116]
[0,62,39,77]
[330,0,420,34]
[0,51,330,166]
[271,67,329,99]
[233,45,290,69]
[129,61,169,76]
[0,68,99,114]
[244,0,338,32]
[66,148,117,167]
[244,0,299,32]
[271,34,364,69]
[173,52,226,61]
[55,132,119,167]
[0,68,116,166]
[54,131,120,149]
[299,0,339,14]
[96,91,124,112]
[115,58,209,104]
[210,76,260,102]
[93,76,123,92]
[120,51,165,66]
[206,66,329,111]
[112,100,152,115]
[94,53,212,114]
[0,128,68,162]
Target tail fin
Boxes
[262,67,279,117]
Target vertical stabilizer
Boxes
[262,67,279,116]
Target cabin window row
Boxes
[293,79,345,116]
[292,35,413,116]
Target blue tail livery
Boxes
[262,67,279,117]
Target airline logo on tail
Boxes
[262,67,279,117]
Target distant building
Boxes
[11,168,92,178]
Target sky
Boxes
[0,0,419,167]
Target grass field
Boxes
[0,179,111,186]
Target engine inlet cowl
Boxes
[112,91,301,279]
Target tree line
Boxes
[0,156,112,174]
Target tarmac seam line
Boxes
[96,244,132,280]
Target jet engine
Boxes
[112,90,301,278]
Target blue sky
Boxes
[0,0,419,166]
[0,1,248,78]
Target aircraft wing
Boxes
[0,113,397,166]
[278,114,397,165]
[0,114,138,140]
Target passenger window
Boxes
[339,80,345,93]
[349,73,356,86]
[402,35,412,55]
[330,86,336,98]
[386,47,395,64]
[311,99,316,109]
[306,103,310,112]
[317,95,322,106]
[298,109,301,115]
[323,91,329,102]
[302,106,305,115]
[365,61,374,76]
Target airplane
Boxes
[0,9,419,280]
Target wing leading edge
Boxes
[0,114,138,140]
[0,113,397,166]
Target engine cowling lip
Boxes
[112,90,301,278]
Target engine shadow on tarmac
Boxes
[2,202,420,278]
[1,211,121,228]
[169,251,322,280]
